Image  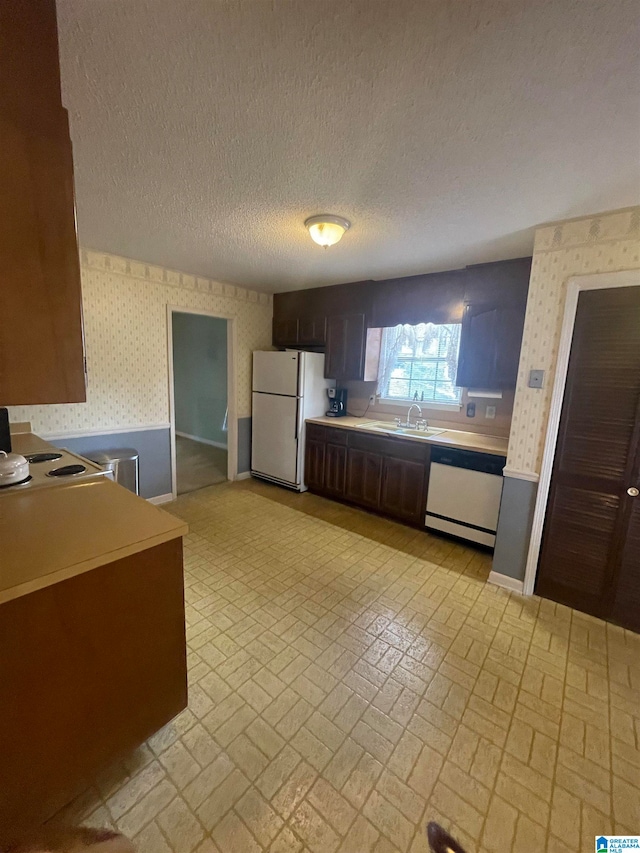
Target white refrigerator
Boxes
[251,351,334,491]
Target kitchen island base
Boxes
[0,538,187,842]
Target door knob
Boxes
[627,487,639,497]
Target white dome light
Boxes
[304,214,351,247]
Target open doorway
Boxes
[169,310,231,495]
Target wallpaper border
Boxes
[80,248,273,306]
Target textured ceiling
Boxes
[56,0,640,292]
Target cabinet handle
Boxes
[627,487,639,497]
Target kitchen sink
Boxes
[358,421,445,438]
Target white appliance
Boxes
[0,447,112,495]
[251,350,334,490]
[425,446,505,547]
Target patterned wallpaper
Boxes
[507,206,640,475]
[9,250,273,435]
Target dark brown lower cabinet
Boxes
[381,457,427,524]
[325,443,347,496]
[304,437,326,491]
[536,286,640,632]
[346,448,383,509]
[305,423,429,526]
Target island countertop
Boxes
[0,476,187,605]
[305,415,509,456]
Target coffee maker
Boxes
[326,387,347,417]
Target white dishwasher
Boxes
[425,446,506,547]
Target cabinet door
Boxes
[325,443,347,496]
[0,117,86,404]
[272,317,299,347]
[298,316,326,346]
[492,303,526,387]
[325,313,365,380]
[381,457,426,524]
[304,439,326,491]
[456,301,525,389]
[346,448,382,508]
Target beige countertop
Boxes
[0,446,187,604]
[306,415,509,456]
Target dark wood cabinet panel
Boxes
[0,0,86,405]
[298,316,326,346]
[380,457,427,524]
[304,439,326,491]
[463,258,532,306]
[455,258,531,390]
[346,448,383,508]
[272,316,299,347]
[455,301,525,389]
[371,269,466,327]
[325,313,366,381]
[325,443,347,495]
[0,0,65,133]
[305,423,431,526]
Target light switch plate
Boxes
[485,405,496,419]
[528,369,545,388]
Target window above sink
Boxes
[376,323,462,411]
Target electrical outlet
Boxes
[485,405,496,419]
[368,395,376,406]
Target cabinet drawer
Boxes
[347,431,390,455]
[306,423,348,445]
[382,437,429,463]
[348,431,427,462]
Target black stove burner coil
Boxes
[47,464,86,477]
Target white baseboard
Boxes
[488,570,525,594]
[234,471,252,480]
[175,431,227,450]
[148,493,174,505]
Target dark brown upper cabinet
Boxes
[272,259,531,390]
[0,0,86,406]
[455,302,523,389]
[456,258,532,390]
[272,316,300,348]
[370,269,466,328]
[298,316,327,346]
[325,314,366,380]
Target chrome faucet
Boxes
[407,403,422,428]
[394,403,423,429]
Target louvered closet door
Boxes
[536,286,640,630]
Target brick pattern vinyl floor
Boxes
[53,479,640,852]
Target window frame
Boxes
[376,322,463,411]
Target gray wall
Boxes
[172,313,228,447]
[492,475,538,581]
[238,417,251,474]
[54,428,172,499]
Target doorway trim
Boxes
[167,306,238,500]
[522,269,640,595]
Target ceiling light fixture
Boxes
[304,214,351,247]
